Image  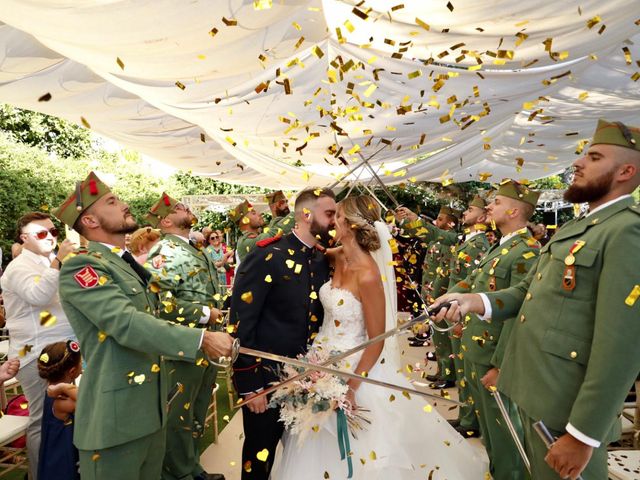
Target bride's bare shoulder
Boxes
[325,246,343,259]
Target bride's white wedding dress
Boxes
[271,280,488,479]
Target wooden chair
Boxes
[0,414,29,477]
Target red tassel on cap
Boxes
[89,178,98,195]
[163,194,171,206]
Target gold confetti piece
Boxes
[337,299,344,306]
[18,345,33,357]
[265,253,273,261]
[423,404,433,413]
[97,331,107,343]
[294,264,302,274]
[446,1,454,11]
[133,374,146,384]
[312,45,324,58]
[39,353,50,363]
[285,259,295,269]
[264,275,272,283]
[344,19,355,33]
[222,17,238,26]
[256,449,269,462]
[226,136,237,147]
[80,116,91,129]
[522,252,536,259]
[312,425,320,432]
[334,319,341,327]
[408,70,422,79]
[116,57,125,70]
[402,391,411,399]
[363,84,377,97]
[389,394,396,402]
[292,21,301,31]
[175,81,186,90]
[223,415,230,423]
[38,92,52,102]
[310,291,318,300]
[324,472,330,479]
[586,15,601,29]
[92,453,101,462]
[253,0,272,10]
[151,364,160,373]
[209,27,218,37]
[241,292,254,304]
[183,402,191,410]
[40,311,57,327]
[578,91,589,101]
[370,451,377,460]
[625,285,640,306]
[244,461,252,473]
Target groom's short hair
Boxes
[294,188,335,216]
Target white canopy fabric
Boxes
[0,1,639,188]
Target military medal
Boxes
[489,276,497,291]
[562,240,585,291]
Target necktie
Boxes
[121,251,151,285]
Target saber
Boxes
[493,390,531,474]
[235,345,463,407]
[533,420,584,480]
[230,303,455,407]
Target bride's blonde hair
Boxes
[339,195,382,251]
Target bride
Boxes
[271,195,487,479]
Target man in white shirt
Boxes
[0,212,75,479]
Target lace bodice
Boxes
[312,281,367,362]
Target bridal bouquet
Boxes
[268,348,369,443]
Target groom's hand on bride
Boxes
[244,392,269,414]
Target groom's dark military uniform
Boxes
[230,232,329,480]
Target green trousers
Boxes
[79,428,165,480]
[451,336,479,430]
[162,359,208,480]
[432,328,455,381]
[465,360,529,480]
[519,412,608,480]
[190,363,218,478]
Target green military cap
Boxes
[469,195,487,209]
[145,192,179,227]
[591,119,640,151]
[495,179,540,207]
[229,200,252,224]
[53,171,111,228]
[265,190,286,205]
[439,205,462,221]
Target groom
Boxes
[230,187,336,480]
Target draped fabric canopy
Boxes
[1,1,639,188]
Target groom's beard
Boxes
[310,218,334,247]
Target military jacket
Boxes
[486,198,640,444]
[230,233,329,394]
[452,230,540,367]
[447,231,490,289]
[146,234,223,328]
[237,213,296,262]
[58,242,201,450]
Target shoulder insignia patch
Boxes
[256,233,283,248]
[74,265,99,288]
[151,255,166,270]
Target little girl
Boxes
[36,340,82,480]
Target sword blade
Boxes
[493,390,531,474]
[233,304,451,407]
[235,345,463,407]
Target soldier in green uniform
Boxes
[437,119,640,480]
[396,206,459,385]
[264,190,295,235]
[232,199,295,264]
[145,193,226,480]
[54,172,233,480]
[446,180,540,479]
[446,195,490,437]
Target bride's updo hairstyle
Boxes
[340,195,382,252]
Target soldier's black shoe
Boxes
[196,474,225,480]
[425,351,437,361]
[428,380,455,389]
[455,426,480,438]
[409,339,428,347]
[426,374,441,382]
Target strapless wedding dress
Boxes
[271,281,488,479]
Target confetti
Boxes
[39,353,50,363]
[38,93,52,102]
[241,292,254,304]
[39,311,57,327]
[264,275,272,283]
[116,57,125,70]
[256,449,269,462]
[175,81,186,90]
[80,116,91,129]
[18,345,33,357]
[253,0,272,10]
[98,331,108,343]
[625,285,640,306]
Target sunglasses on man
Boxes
[24,228,59,240]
